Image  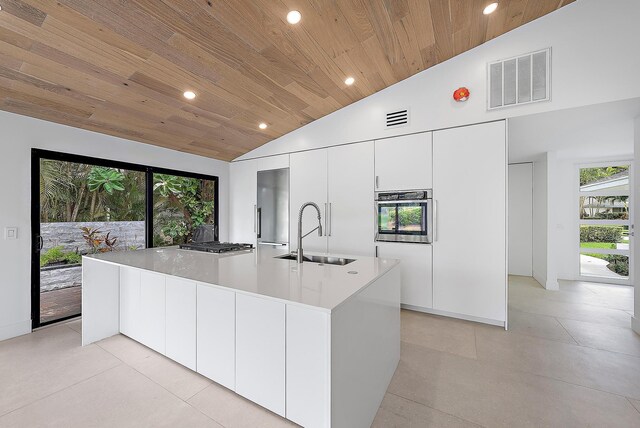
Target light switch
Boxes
[4,227,18,240]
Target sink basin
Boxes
[275,253,356,266]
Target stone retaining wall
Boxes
[40,265,82,292]
[41,221,145,254]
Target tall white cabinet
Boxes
[375,132,433,191]
[432,121,507,324]
[290,142,375,256]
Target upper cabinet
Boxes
[327,142,375,256]
[289,150,328,253]
[230,159,258,245]
[257,154,289,171]
[375,132,433,191]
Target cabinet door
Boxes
[196,284,236,391]
[290,150,328,253]
[230,159,257,245]
[432,121,507,323]
[166,277,196,370]
[119,266,141,340]
[257,154,289,171]
[286,305,330,428]
[236,294,285,417]
[139,271,166,354]
[375,132,432,191]
[377,242,432,308]
[328,142,375,256]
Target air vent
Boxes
[386,109,409,128]
[488,48,551,110]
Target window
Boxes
[578,164,631,282]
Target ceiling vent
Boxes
[385,109,409,128]
[488,48,551,110]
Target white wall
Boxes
[0,111,229,341]
[532,155,549,288]
[633,117,640,335]
[237,0,640,161]
[508,163,533,276]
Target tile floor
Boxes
[0,276,638,427]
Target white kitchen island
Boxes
[82,246,400,428]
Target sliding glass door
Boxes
[32,150,218,328]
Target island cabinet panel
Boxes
[139,271,167,354]
[235,294,286,417]
[196,284,236,391]
[376,242,433,309]
[327,142,375,257]
[82,258,120,346]
[119,266,142,340]
[165,277,197,371]
[289,149,328,253]
[374,132,433,191]
[286,305,330,428]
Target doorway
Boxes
[31,150,219,328]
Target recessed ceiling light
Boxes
[483,2,498,15]
[183,91,196,100]
[344,76,355,86]
[259,123,268,130]
[287,10,302,24]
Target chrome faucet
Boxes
[297,202,323,263]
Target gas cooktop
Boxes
[178,241,253,253]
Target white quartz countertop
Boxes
[85,247,399,312]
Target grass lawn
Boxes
[580,242,617,249]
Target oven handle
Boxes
[375,199,430,205]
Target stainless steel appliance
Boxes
[375,189,433,244]
[257,168,290,246]
[179,241,253,253]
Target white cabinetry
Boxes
[377,242,432,308]
[375,132,432,191]
[119,266,141,340]
[328,142,375,256]
[290,150,328,253]
[235,294,286,416]
[432,121,507,324]
[258,153,289,171]
[230,159,257,245]
[139,271,166,354]
[166,277,197,370]
[196,284,236,390]
[286,305,330,428]
[290,142,375,256]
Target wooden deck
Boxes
[40,286,81,324]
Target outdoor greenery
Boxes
[40,246,82,267]
[579,225,623,243]
[39,160,217,248]
[605,255,629,276]
[153,174,216,246]
[579,166,628,186]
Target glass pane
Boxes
[579,196,629,220]
[580,225,629,250]
[378,206,397,233]
[580,253,629,279]
[39,160,146,324]
[397,204,425,233]
[579,166,630,192]
[153,174,216,247]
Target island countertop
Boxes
[85,246,399,312]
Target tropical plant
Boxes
[87,167,125,194]
[40,246,82,267]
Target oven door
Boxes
[376,199,433,243]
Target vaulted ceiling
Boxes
[0,0,574,161]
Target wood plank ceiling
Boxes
[0,0,574,161]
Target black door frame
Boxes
[31,149,219,328]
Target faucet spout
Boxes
[297,202,323,263]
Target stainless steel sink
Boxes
[275,253,356,266]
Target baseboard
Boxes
[0,319,31,342]
[632,316,640,335]
[401,304,506,328]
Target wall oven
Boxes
[375,190,433,244]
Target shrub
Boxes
[579,225,623,243]
[605,255,629,276]
[40,246,82,267]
